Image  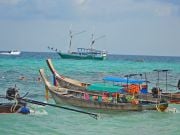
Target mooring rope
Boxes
[155,99,161,112]
[10,93,19,112]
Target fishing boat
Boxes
[46,59,180,104]
[58,48,107,60]
[150,88,180,104]
[151,69,180,104]
[46,58,89,91]
[0,86,30,114]
[0,103,22,113]
[0,50,21,55]
[0,85,99,118]
[39,69,168,112]
[48,29,107,60]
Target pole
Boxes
[157,71,160,88]
[19,98,98,119]
[165,71,168,92]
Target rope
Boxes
[10,93,19,112]
[155,99,162,112]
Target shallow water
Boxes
[0,52,180,135]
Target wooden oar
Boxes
[19,98,99,119]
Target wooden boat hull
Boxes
[0,103,21,113]
[46,58,89,91]
[46,59,180,104]
[46,59,179,104]
[137,93,180,104]
[39,69,168,112]
[55,75,87,91]
[58,52,106,60]
[161,93,180,104]
[49,89,168,112]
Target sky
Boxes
[0,0,180,56]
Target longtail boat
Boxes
[0,103,22,113]
[46,59,180,104]
[0,87,30,114]
[46,58,89,91]
[39,69,168,112]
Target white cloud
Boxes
[155,7,171,16]
[0,0,179,20]
[154,4,176,17]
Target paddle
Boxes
[19,98,99,119]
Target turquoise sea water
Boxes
[0,52,180,135]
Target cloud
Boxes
[154,3,179,17]
[0,0,179,20]
[154,5,174,16]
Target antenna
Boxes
[68,28,86,53]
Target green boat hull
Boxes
[58,52,106,60]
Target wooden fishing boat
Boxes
[0,87,30,114]
[46,59,148,93]
[46,59,180,104]
[0,102,22,113]
[39,69,168,112]
[158,92,180,104]
[0,88,98,118]
[46,58,89,91]
[152,69,180,104]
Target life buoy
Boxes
[128,84,140,94]
[19,106,30,114]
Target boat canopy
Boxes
[77,48,106,54]
[87,83,122,93]
[103,76,146,84]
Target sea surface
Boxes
[0,52,180,135]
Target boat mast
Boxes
[153,69,170,92]
[68,29,86,53]
[68,29,73,53]
[90,34,106,50]
[90,34,95,50]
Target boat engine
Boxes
[6,87,20,100]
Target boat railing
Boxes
[77,48,107,55]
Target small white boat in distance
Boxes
[0,50,21,55]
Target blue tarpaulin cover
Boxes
[103,76,146,84]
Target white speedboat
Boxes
[0,50,21,55]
